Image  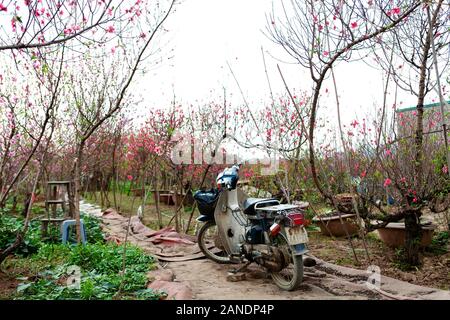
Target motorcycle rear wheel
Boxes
[198,221,233,264]
[270,233,303,291]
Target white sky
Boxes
[134,0,429,130]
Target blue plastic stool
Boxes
[387,195,396,205]
[61,219,87,245]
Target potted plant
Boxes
[312,193,361,237]
[312,211,360,237]
[376,221,437,248]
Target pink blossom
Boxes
[0,3,7,11]
[32,60,41,69]
[351,21,358,29]
[400,177,406,183]
[392,7,401,15]
[383,178,392,188]
[350,120,359,128]
[11,18,16,32]
[127,175,133,181]
[323,51,329,56]
[106,25,115,33]
[443,165,449,174]
[244,171,253,179]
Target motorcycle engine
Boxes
[245,225,265,244]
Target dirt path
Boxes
[168,256,450,300]
[168,259,372,300]
[80,201,450,300]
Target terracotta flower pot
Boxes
[377,223,436,248]
[171,192,195,207]
[312,213,360,237]
[159,194,175,205]
[131,189,144,197]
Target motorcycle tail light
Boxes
[287,212,305,226]
[269,222,281,237]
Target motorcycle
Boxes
[194,164,309,291]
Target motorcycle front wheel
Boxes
[197,221,232,264]
[270,233,303,291]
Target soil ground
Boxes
[80,201,450,300]
[3,196,447,300]
[0,271,20,299]
[307,231,450,290]
[85,192,450,291]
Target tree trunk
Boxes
[70,144,84,243]
[11,195,17,214]
[111,136,118,210]
[0,125,53,264]
[404,211,422,267]
[153,166,162,228]
[101,174,110,208]
[21,194,31,218]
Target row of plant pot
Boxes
[312,213,437,248]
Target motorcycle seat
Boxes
[243,198,279,215]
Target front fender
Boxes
[292,243,309,255]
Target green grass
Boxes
[427,231,449,256]
[84,190,154,216]
[84,190,197,233]
[0,209,165,300]
[7,243,164,300]
[0,215,42,257]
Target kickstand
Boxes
[229,261,252,274]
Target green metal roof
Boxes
[396,100,450,113]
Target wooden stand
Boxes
[41,181,72,239]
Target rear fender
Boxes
[196,215,214,222]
